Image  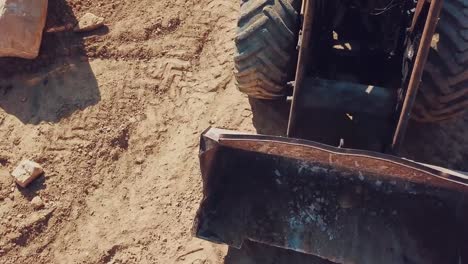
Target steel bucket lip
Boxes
[202,127,468,192]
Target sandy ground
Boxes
[0,0,466,263]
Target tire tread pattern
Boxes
[235,0,300,99]
[414,0,468,122]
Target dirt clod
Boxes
[30,197,44,210]
[74,13,105,32]
[11,160,43,188]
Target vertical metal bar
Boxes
[287,0,316,137]
[409,0,427,33]
[391,0,444,152]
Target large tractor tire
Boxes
[235,0,301,99]
[413,0,468,122]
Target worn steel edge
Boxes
[200,128,468,191]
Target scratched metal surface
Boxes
[193,128,468,264]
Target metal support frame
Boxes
[392,0,444,151]
[287,0,315,137]
[287,0,444,154]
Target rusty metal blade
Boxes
[193,128,468,264]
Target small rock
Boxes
[17,214,23,219]
[135,158,144,165]
[11,160,43,188]
[74,13,105,32]
[31,196,44,210]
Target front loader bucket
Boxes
[193,128,468,264]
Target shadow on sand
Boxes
[248,97,290,136]
[0,0,101,124]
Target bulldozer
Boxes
[193,0,468,263]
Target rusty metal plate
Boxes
[193,128,468,264]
